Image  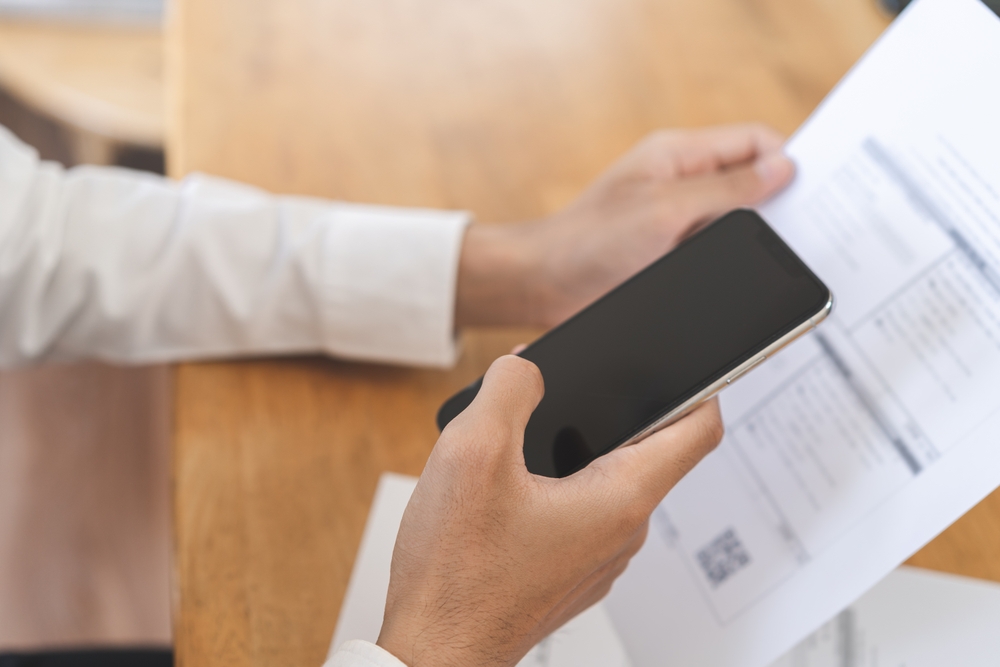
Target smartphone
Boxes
[437,209,833,478]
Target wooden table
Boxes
[0,20,163,164]
[167,1,1000,664]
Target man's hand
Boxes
[456,124,795,327]
[377,356,724,667]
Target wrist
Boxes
[376,619,511,667]
[455,222,551,328]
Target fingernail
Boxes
[754,153,794,184]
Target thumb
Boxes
[675,152,795,223]
[453,355,545,456]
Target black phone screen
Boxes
[437,209,831,478]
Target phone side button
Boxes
[727,356,766,385]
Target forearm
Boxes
[0,126,469,368]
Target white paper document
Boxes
[329,473,631,667]
[606,0,1000,665]
[770,567,1000,667]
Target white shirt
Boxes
[0,124,469,370]
[0,124,462,666]
[326,640,408,667]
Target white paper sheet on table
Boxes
[328,473,631,667]
[606,0,1000,665]
[770,567,1000,667]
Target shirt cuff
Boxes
[318,203,471,368]
[324,640,408,667]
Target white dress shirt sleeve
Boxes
[0,125,471,368]
[325,640,408,667]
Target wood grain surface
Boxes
[167,1,999,665]
[0,20,163,147]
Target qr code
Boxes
[697,528,750,587]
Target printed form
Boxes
[605,0,1000,665]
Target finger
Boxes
[671,154,795,224]
[643,124,788,179]
[511,343,528,355]
[456,355,545,454]
[601,400,724,504]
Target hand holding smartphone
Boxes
[438,209,833,478]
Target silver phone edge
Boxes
[618,291,835,448]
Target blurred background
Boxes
[0,0,169,659]
[0,0,162,23]
[0,0,164,172]
[1,0,997,177]
[1,0,995,178]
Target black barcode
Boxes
[697,528,750,587]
